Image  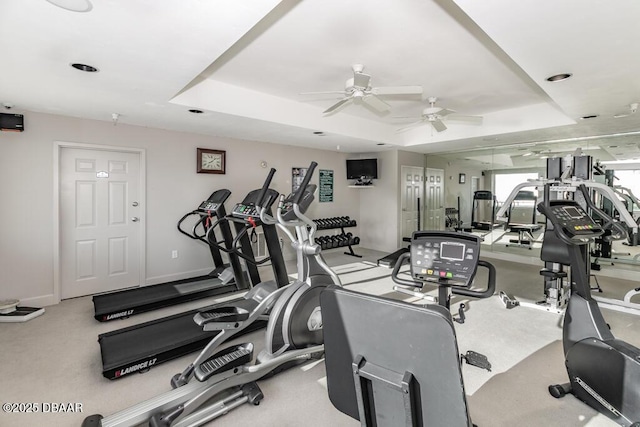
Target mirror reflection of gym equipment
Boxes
[471,190,502,232]
[496,190,542,249]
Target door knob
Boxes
[131,217,140,222]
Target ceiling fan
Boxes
[395,97,483,133]
[301,64,423,114]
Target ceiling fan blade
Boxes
[323,97,352,114]
[445,114,483,125]
[353,72,371,89]
[431,119,447,132]
[437,108,456,117]
[372,85,423,96]
[362,94,391,112]
[300,90,346,96]
[396,120,425,133]
[392,115,423,121]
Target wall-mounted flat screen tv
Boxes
[346,158,378,179]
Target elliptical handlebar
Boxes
[256,168,277,210]
[294,161,317,205]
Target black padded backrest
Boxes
[540,229,571,265]
[321,286,471,427]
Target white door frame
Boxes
[53,141,146,304]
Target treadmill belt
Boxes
[98,302,266,380]
[93,275,237,321]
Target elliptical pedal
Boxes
[194,307,250,329]
[195,343,254,382]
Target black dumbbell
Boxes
[324,236,337,249]
[319,236,329,249]
[352,236,360,245]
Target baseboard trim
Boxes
[19,294,57,308]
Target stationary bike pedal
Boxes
[499,291,520,309]
[461,350,491,372]
[454,303,466,324]
[194,343,253,382]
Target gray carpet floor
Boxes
[1,248,639,427]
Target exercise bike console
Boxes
[408,231,480,286]
[537,200,604,242]
[392,231,495,317]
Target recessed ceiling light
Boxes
[46,0,93,12]
[71,63,98,72]
[546,73,572,82]
[522,152,533,157]
[313,131,325,136]
[188,109,203,114]
[580,114,598,120]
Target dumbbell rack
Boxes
[312,217,361,258]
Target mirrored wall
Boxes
[423,136,640,276]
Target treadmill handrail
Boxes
[176,211,209,243]
[204,216,273,266]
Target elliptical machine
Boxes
[539,184,640,426]
[83,161,341,427]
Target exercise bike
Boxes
[83,161,340,427]
[539,185,640,426]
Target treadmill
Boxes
[97,185,290,380]
[93,189,247,322]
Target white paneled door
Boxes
[401,166,424,240]
[425,168,445,230]
[60,148,142,299]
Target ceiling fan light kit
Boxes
[304,64,423,114]
[396,96,484,133]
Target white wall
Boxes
[0,112,359,305]
[353,150,399,253]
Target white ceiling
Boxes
[2,0,640,162]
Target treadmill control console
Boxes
[198,201,220,212]
[410,231,480,287]
[231,188,279,219]
[539,201,604,241]
[231,203,260,219]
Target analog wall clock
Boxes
[197,148,225,174]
